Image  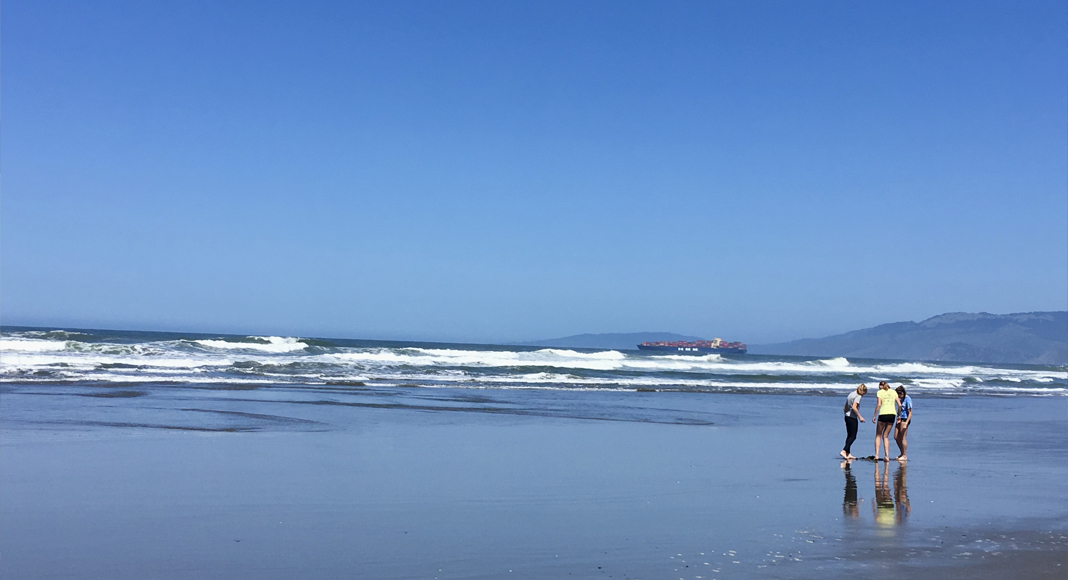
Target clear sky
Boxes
[3,0,1066,344]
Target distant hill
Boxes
[518,332,704,350]
[749,311,1067,365]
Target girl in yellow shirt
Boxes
[873,381,900,461]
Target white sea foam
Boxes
[415,377,1067,395]
[328,347,633,371]
[0,339,69,353]
[195,337,308,353]
[0,350,231,371]
[71,372,282,385]
[329,348,762,373]
[312,366,1053,395]
[811,357,851,368]
[2,334,1064,396]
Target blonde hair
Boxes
[857,384,868,395]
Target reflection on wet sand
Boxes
[894,462,910,522]
[842,461,859,519]
[874,461,896,526]
[840,460,909,527]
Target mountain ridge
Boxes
[521,311,1066,365]
[749,311,1067,365]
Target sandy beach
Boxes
[2,382,1064,579]
[4,0,1066,576]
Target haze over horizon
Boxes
[3,1,1066,344]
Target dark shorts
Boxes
[878,414,896,423]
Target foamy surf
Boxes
[1,328,1064,396]
[194,337,308,353]
[0,338,71,353]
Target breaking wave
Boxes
[1,328,1064,396]
[194,337,309,353]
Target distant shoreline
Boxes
[523,311,1067,365]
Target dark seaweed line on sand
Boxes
[33,420,255,433]
[216,396,716,426]
[5,407,328,433]
[175,407,325,426]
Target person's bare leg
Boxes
[873,423,880,460]
[896,423,908,460]
[894,422,904,458]
[881,426,891,461]
[874,421,885,460]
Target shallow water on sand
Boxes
[1,386,1065,579]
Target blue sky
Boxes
[3,0,1066,344]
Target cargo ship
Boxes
[637,338,747,355]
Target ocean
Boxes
[1,326,1064,398]
[2,326,1066,579]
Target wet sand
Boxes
[1,385,1065,578]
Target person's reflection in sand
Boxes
[873,461,896,528]
[894,462,910,522]
[841,461,860,519]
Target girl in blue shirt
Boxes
[894,386,913,461]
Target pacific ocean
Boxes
[2,327,1066,578]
